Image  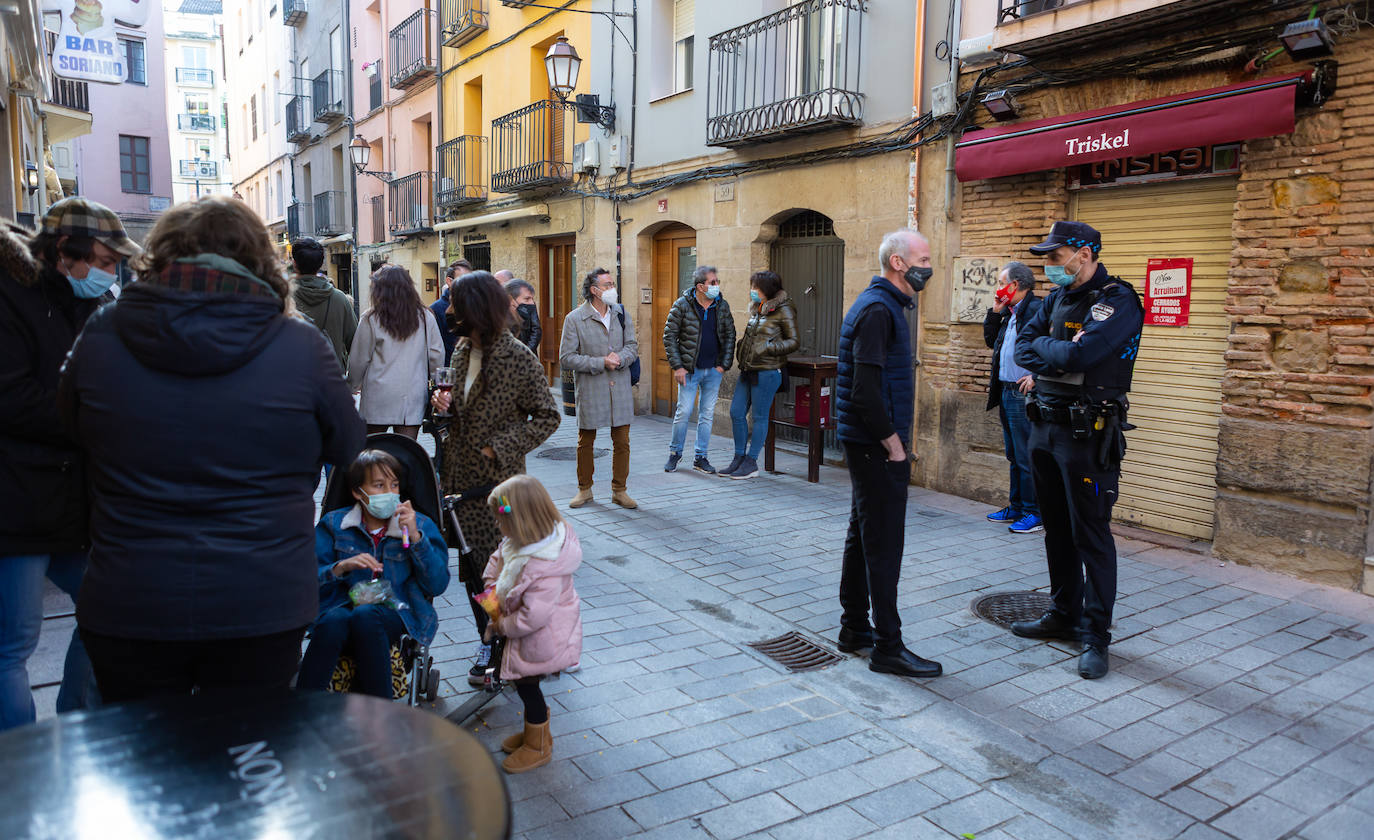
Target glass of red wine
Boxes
[433,367,457,418]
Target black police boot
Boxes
[836,627,874,654]
[1078,644,1109,679]
[870,647,942,678]
[1010,611,1078,642]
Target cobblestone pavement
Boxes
[33,413,1374,839]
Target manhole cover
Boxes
[535,446,608,461]
[746,631,842,672]
[970,591,1055,628]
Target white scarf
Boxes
[494,522,566,604]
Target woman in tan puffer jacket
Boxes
[721,270,799,478]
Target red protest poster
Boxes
[1144,258,1192,326]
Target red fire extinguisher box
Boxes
[794,385,831,427]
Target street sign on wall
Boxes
[44,0,149,86]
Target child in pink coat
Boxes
[480,474,583,774]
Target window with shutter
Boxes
[673,0,694,93]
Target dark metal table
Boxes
[0,692,509,840]
[764,355,839,483]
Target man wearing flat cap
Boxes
[0,197,140,729]
[1010,221,1143,680]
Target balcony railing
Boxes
[997,0,1071,23]
[369,61,383,111]
[367,195,385,244]
[179,160,218,179]
[491,100,576,193]
[177,113,216,132]
[284,0,307,25]
[286,94,311,141]
[441,0,489,47]
[312,70,345,121]
[313,190,347,236]
[389,9,437,89]
[175,67,214,86]
[389,171,435,235]
[437,135,487,208]
[47,75,89,111]
[706,0,867,147]
[286,201,311,239]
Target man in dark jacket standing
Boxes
[833,230,941,680]
[0,198,139,730]
[505,278,542,354]
[431,259,472,363]
[982,261,1043,535]
[291,237,358,373]
[662,266,735,474]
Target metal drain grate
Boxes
[535,446,608,461]
[746,631,842,672]
[970,591,1055,629]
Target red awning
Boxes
[954,74,1305,182]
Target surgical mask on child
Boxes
[364,492,400,520]
[750,289,762,303]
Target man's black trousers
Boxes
[1027,418,1119,648]
[838,442,910,653]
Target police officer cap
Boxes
[1029,221,1101,256]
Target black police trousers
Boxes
[1027,419,1119,648]
[838,442,910,653]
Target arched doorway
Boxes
[651,224,697,417]
[771,210,844,357]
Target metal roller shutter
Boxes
[1073,178,1236,540]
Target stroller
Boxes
[319,433,444,707]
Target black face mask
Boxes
[446,312,471,337]
[904,266,933,293]
[517,303,537,322]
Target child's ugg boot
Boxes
[502,720,552,773]
[501,729,524,754]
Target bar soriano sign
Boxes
[46,0,149,86]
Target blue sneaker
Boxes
[987,506,1017,523]
[1009,514,1044,534]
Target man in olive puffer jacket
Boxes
[662,266,736,474]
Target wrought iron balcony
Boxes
[706,0,867,147]
[437,135,487,208]
[313,190,347,236]
[284,0,307,25]
[367,195,385,244]
[441,0,489,47]
[47,75,89,111]
[389,9,437,89]
[389,171,435,235]
[286,95,311,141]
[491,100,577,193]
[312,70,345,122]
[998,0,1073,23]
[175,67,214,86]
[177,113,216,132]
[286,201,311,240]
[179,160,218,179]
[368,61,383,111]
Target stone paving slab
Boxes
[31,411,1374,839]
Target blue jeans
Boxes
[670,366,724,458]
[0,552,99,731]
[1000,384,1039,517]
[730,369,783,459]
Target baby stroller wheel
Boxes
[425,667,440,702]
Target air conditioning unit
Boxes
[573,139,601,174]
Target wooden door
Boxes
[651,226,697,416]
[539,236,577,384]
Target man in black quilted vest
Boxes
[1012,221,1144,680]
[833,229,941,679]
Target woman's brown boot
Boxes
[501,720,552,773]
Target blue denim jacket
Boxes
[314,505,450,644]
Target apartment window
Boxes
[250,95,258,141]
[673,0,694,93]
[121,38,146,85]
[185,94,210,115]
[242,104,248,147]
[275,171,284,215]
[119,135,151,193]
[183,45,209,69]
[273,73,281,124]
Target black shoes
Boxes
[870,647,943,678]
[836,627,875,654]
[1010,611,1079,642]
[1079,645,1109,679]
[693,457,717,475]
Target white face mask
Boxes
[600,287,618,307]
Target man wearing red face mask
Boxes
[0,198,140,730]
[983,261,1042,535]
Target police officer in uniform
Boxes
[1010,221,1143,679]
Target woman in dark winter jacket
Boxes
[58,195,366,703]
[721,270,800,479]
[0,198,138,730]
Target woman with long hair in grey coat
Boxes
[347,266,444,441]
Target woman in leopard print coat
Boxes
[430,272,559,681]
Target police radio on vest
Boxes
[1065,129,1130,156]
